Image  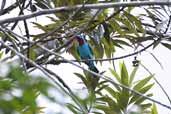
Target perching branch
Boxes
[2,23,170,110]
[1,25,171,110]
[45,41,154,65]
[16,36,171,110]
[1,1,171,25]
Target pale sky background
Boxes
[0,1,171,114]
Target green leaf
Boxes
[102,38,113,58]
[102,22,110,41]
[96,96,120,112]
[151,103,158,114]
[109,68,121,83]
[29,47,36,61]
[67,43,80,61]
[129,66,139,85]
[130,83,154,104]
[120,62,129,86]
[135,93,153,105]
[119,88,129,109]
[110,19,124,36]
[7,67,28,84]
[140,103,152,110]
[117,17,139,37]
[161,42,171,50]
[67,103,79,114]
[89,39,104,60]
[124,11,144,35]
[0,79,12,90]
[96,84,108,94]
[105,86,119,100]
[112,39,132,47]
[133,74,154,91]
[74,73,88,88]
[32,22,48,32]
[0,51,3,59]
[118,62,130,109]
[95,104,111,111]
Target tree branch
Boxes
[164,15,171,34]
[1,28,171,111]
[0,0,25,16]
[0,39,88,113]
[1,1,171,25]
[140,63,171,106]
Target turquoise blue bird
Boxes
[76,35,99,73]
[76,34,99,91]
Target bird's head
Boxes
[76,35,85,45]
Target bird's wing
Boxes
[77,47,83,59]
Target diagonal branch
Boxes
[2,24,171,110]
[0,0,25,16]
[1,26,171,110]
[164,15,171,34]
[0,39,88,113]
[1,1,171,25]
[141,63,171,106]
[22,0,89,53]
[12,35,171,110]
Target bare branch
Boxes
[140,63,171,106]
[1,26,171,111]
[0,0,24,15]
[1,1,171,25]
[164,15,171,34]
[23,0,88,52]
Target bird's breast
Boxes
[78,44,92,59]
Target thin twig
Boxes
[1,28,171,111]
[46,41,155,64]
[29,40,171,110]
[0,0,24,16]
[1,1,171,25]
[3,27,171,110]
[0,39,88,113]
[22,0,88,53]
[140,63,171,106]
[164,15,171,34]
[89,7,125,30]
[16,0,30,70]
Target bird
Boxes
[76,34,99,73]
[76,34,99,91]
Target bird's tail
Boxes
[88,61,99,73]
[89,65,99,73]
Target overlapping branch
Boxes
[1,1,171,25]
[1,35,171,110]
[1,1,171,112]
